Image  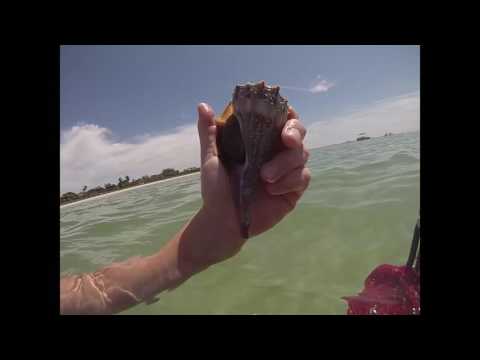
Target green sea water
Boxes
[60,131,420,315]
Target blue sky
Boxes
[60,45,420,193]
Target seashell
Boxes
[215,81,289,238]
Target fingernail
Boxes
[287,128,301,143]
[286,126,297,135]
[199,103,209,113]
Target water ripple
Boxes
[61,131,419,314]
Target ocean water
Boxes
[60,131,420,315]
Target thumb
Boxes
[197,103,218,165]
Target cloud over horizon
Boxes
[305,91,420,149]
[61,123,200,193]
[61,91,419,194]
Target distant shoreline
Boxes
[60,172,200,209]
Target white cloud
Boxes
[280,76,335,94]
[304,91,420,149]
[60,123,200,193]
[309,79,335,93]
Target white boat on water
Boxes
[356,132,370,141]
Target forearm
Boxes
[60,206,239,315]
[60,240,187,314]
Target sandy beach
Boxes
[60,172,200,209]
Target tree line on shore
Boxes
[60,167,200,205]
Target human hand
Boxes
[188,102,310,268]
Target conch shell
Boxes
[215,81,289,238]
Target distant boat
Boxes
[356,132,370,141]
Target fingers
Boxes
[261,147,310,183]
[197,103,218,165]
[282,118,307,149]
[265,167,311,195]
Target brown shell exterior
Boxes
[215,81,288,238]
